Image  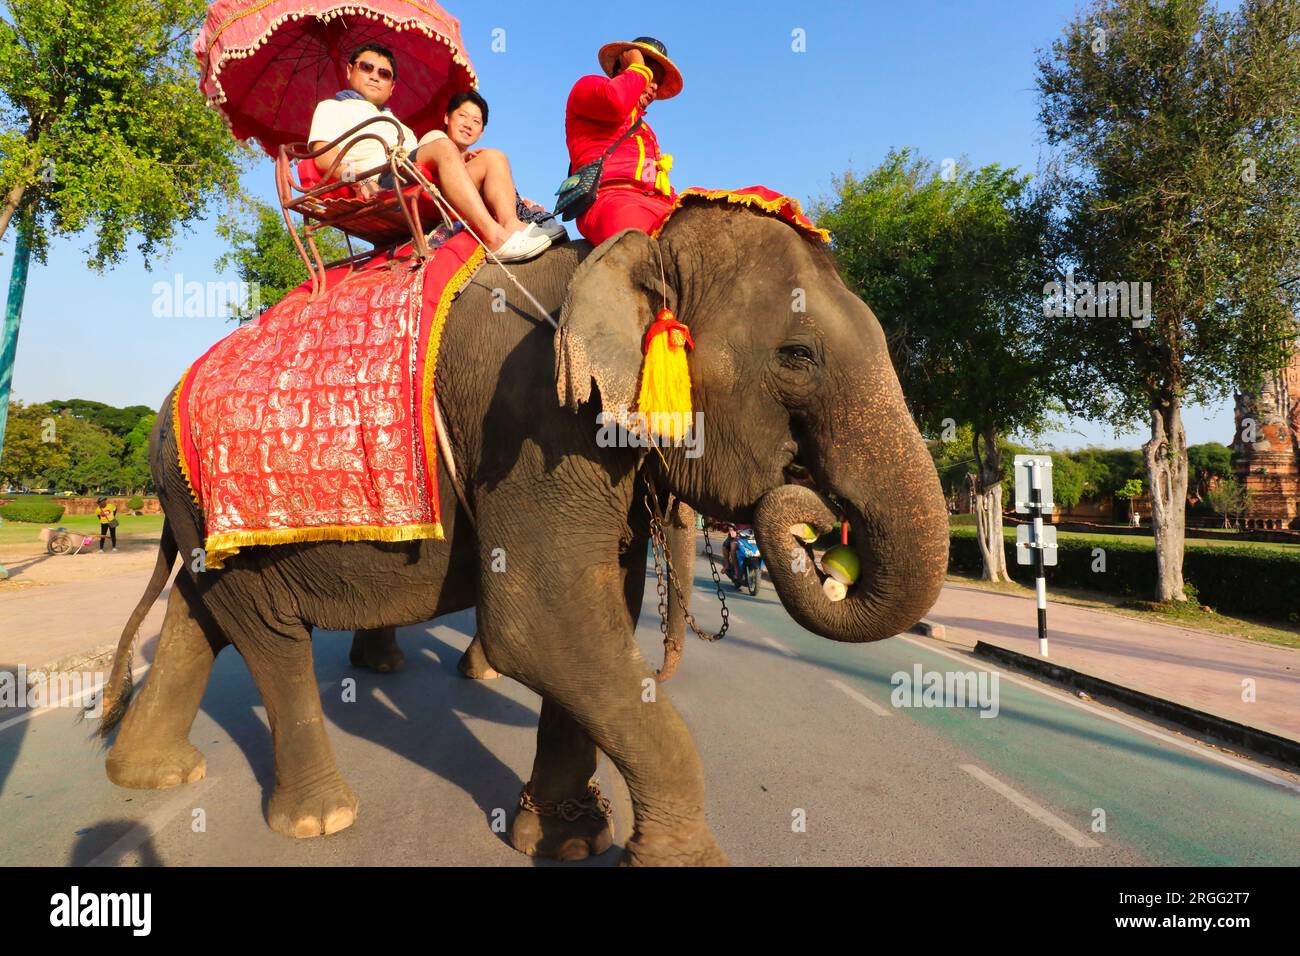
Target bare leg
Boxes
[412,138,515,249]
[464,149,528,234]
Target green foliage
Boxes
[0,0,252,267]
[1,399,153,493]
[1070,447,1144,501]
[949,528,1300,621]
[813,149,1060,445]
[127,494,144,511]
[1205,476,1253,526]
[1188,442,1234,499]
[1115,478,1144,501]
[0,499,64,522]
[215,200,350,321]
[44,399,151,438]
[1050,452,1086,508]
[1037,0,1300,426]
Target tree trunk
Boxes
[973,427,1009,583]
[1143,399,1189,602]
[0,182,27,245]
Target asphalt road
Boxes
[2,561,1298,867]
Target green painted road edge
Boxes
[970,639,1300,771]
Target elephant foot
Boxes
[106,741,206,790]
[509,780,614,860]
[349,629,405,673]
[457,638,499,680]
[619,823,729,867]
[268,776,358,839]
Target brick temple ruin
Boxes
[1232,349,1300,529]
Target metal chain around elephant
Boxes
[643,485,729,644]
[518,779,612,822]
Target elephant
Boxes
[97,199,948,866]
[348,493,697,681]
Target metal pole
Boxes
[1030,459,1047,657]
[0,224,32,581]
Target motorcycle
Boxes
[726,528,764,596]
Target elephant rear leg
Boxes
[240,628,358,838]
[106,582,225,790]
[349,626,405,672]
[509,699,613,860]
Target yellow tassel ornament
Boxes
[637,307,694,442]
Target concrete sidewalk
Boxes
[0,561,172,672]
[928,583,1300,744]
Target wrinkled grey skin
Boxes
[99,204,948,865]
[350,493,696,681]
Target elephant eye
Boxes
[778,344,817,369]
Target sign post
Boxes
[1014,455,1056,657]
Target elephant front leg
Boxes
[349,626,405,672]
[241,631,358,838]
[479,527,727,866]
[509,699,613,860]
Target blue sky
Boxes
[2,0,1237,450]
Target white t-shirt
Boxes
[308,97,417,179]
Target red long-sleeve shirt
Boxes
[565,65,673,196]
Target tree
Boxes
[0,0,251,487]
[1050,452,1086,509]
[1187,442,1234,502]
[815,149,1059,582]
[1038,0,1300,601]
[1206,476,1253,528]
[0,399,67,488]
[215,200,350,322]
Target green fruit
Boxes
[822,545,861,586]
[790,523,819,543]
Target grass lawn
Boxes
[947,571,1300,650]
[0,512,164,548]
[948,515,1300,554]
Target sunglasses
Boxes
[354,60,394,81]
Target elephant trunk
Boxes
[754,382,948,643]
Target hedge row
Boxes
[950,528,1300,623]
[0,501,66,523]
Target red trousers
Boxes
[577,187,674,247]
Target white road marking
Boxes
[761,635,798,658]
[960,763,1100,849]
[0,665,149,734]
[828,678,892,717]
[900,634,1300,796]
[85,777,218,867]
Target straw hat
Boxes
[597,36,683,100]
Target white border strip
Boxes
[959,763,1100,849]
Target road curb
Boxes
[908,619,947,640]
[972,640,1300,771]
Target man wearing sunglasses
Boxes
[308,43,550,262]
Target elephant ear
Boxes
[555,228,672,427]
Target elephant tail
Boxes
[97,517,179,736]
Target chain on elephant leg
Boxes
[509,700,613,860]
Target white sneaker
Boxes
[491,227,551,263]
[533,216,568,242]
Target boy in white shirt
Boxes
[307,43,549,262]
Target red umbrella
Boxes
[195,0,478,158]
